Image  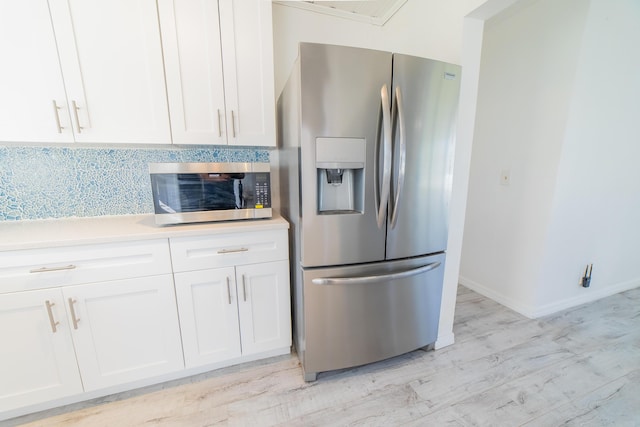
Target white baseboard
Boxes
[531,277,640,318]
[459,275,640,319]
[459,276,538,318]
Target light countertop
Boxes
[0,214,289,251]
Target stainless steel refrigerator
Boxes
[277,43,461,381]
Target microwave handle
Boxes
[234,179,244,209]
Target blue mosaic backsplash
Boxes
[0,146,269,222]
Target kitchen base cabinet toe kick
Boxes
[0,223,291,422]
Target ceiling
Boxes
[274,0,408,25]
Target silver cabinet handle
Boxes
[45,300,59,333]
[226,276,232,305]
[52,100,64,133]
[242,275,247,302]
[217,247,249,254]
[71,100,83,134]
[376,84,392,229]
[389,86,406,230]
[30,264,77,274]
[231,110,236,137]
[217,109,222,137]
[311,262,441,286]
[68,298,80,329]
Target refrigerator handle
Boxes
[390,86,407,230]
[311,262,441,286]
[375,84,393,229]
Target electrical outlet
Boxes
[500,169,511,186]
[580,264,593,288]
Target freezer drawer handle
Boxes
[30,264,77,274]
[311,261,441,286]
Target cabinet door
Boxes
[158,0,227,145]
[237,260,291,356]
[64,275,183,391]
[174,267,242,368]
[0,1,73,143]
[48,0,171,144]
[0,289,82,412]
[219,0,276,147]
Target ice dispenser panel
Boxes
[316,137,365,214]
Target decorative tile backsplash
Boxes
[0,146,269,222]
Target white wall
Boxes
[460,0,640,317]
[460,0,590,315]
[537,0,640,312]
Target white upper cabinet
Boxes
[0,1,73,143]
[0,0,170,144]
[158,0,276,146]
[219,0,276,147]
[49,0,171,144]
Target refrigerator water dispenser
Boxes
[316,137,365,214]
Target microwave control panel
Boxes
[254,173,271,208]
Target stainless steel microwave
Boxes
[149,162,272,225]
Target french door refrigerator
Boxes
[278,43,461,381]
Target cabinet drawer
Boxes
[0,239,171,294]
[170,230,288,272]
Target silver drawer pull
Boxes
[242,275,247,302]
[71,100,83,133]
[45,300,59,333]
[52,100,64,133]
[68,298,80,330]
[30,264,77,274]
[231,110,237,138]
[217,248,249,254]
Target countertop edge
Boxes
[0,214,290,252]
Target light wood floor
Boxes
[8,285,640,426]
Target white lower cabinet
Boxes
[0,239,184,419]
[175,267,242,367]
[0,289,82,412]
[236,261,291,356]
[0,275,183,414]
[63,275,184,391]
[175,260,291,369]
[171,229,291,369]
[0,222,291,420]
